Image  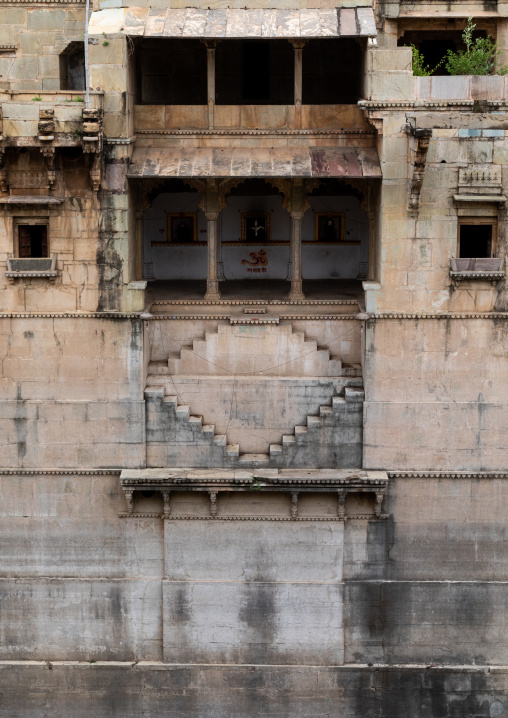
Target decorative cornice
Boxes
[0,0,84,3]
[5,271,58,278]
[360,100,508,110]
[389,471,508,479]
[0,44,17,52]
[0,469,120,475]
[0,469,505,480]
[121,513,388,522]
[370,312,508,320]
[107,137,136,145]
[450,270,505,285]
[136,129,373,137]
[151,314,360,321]
[0,312,141,319]
[150,299,358,306]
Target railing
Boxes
[134,104,370,133]
[415,76,508,102]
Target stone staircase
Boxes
[145,384,363,469]
[165,323,347,377]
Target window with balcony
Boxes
[450,220,504,282]
[5,220,58,280]
[18,224,48,258]
[459,222,493,259]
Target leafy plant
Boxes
[32,95,42,101]
[73,96,85,102]
[445,17,508,75]
[102,41,110,47]
[408,44,442,77]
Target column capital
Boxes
[290,211,305,221]
[205,211,220,222]
[290,40,307,50]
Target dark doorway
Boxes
[18,225,48,258]
[459,224,493,258]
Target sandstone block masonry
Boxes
[1,0,508,715]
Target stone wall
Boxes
[0,317,145,468]
[1,472,508,714]
[364,317,508,471]
[0,5,86,93]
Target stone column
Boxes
[204,178,221,300]
[204,41,216,130]
[291,40,306,130]
[291,40,306,106]
[205,211,221,300]
[289,211,305,300]
[289,179,305,300]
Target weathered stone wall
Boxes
[1,663,507,718]
[363,317,508,471]
[0,317,145,468]
[1,473,508,713]
[0,5,85,93]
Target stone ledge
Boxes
[119,469,388,520]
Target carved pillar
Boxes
[289,178,305,300]
[162,491,171,519]
[204,178,221,300]
[290,492,299,520]
[204,41,216,130]
[337,492,346,520]
[291,40,306,130]
[124,490,134,515]
[291,40,306,106]
[209,491,217,518]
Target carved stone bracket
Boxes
[141,177,205,210]
[40,146,56,189]
[38,109,55,142]
[218,177,290,212]
[407,125,432,214]
[119,469,389,521]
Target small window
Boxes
[166,213,197,244]
[241,213,270,242]
[459,223,493,259]
[315,213,345,243]
[18,225,48,258]
[59,41,85,91]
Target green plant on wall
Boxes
[445,17,508,75]
[408,44,442,76]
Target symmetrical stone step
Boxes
[145,382,364,470]
[270,387,364,468]
[166,323,347,377]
